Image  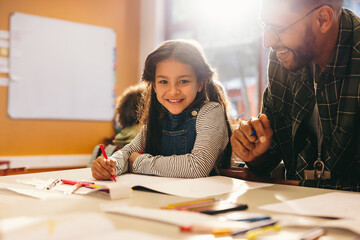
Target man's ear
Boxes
[317,5,334,33]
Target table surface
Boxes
[0,168,358,239]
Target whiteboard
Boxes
[8,12,116,121]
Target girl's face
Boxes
[154,58,203,115]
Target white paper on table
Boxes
[100,173,268,199]
[10,168,272,200]
[259,192,360,220]
[101,203,269,231]
[86,230,178,240]
[0,212,114,240]
[0,182,67,200]
[15,177,131,200]
[273,215,360,235]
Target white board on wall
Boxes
[8,12,116,121]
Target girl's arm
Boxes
[109,127,146,175]
[131,102,229,178]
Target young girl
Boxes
[91,40,232,180]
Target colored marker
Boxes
[225,212,271,222]
[66,182,82,195]
[180,225,232,235]
[100,144,116,182]
[174,200,220,211]
[61,179,109,192]
[236,113,245,120]
[231,219,277,236]
[250,130,256,137]
[162,198,215,209]
[245,224,281,239]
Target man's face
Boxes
[260,0,318,71]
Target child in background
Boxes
[91,39,232,180]
[88,83,145,167]
[113,83,146,148]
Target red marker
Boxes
[100,144,116,182]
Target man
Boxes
[231,0,360,191]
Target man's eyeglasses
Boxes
[259,5,326,42]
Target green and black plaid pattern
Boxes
[259,8,360,192]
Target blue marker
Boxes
[236,113,245,120]
[231,219,277,236]
[250,130,256,137]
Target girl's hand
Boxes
[91,156,116,180]
[128,152,141,173]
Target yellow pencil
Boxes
[162,198,216,209]
[245,224,281,239]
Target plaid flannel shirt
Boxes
[254,8,360,192]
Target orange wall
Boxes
[0,0,141,155]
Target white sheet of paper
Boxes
[0,182,67,200]
[259,192,360,220]
[11,168,272,200]
[100,173,271,199]
[86,230,177,240]
[0,212,114,240]
[100,203,265,230]
[273,215,360,235]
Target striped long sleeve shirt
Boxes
[110,101,230,178]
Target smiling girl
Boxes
[91,40,232,179]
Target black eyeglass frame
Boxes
[259,5,327,41]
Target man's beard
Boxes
[286,26,317,71]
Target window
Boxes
[165,0,265,120]
[164,0,360,121]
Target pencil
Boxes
[245,224,281,239]
[162,198,216,209]
[100,144,116,182]
[179,225,232,235]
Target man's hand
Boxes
[231,114,273,164]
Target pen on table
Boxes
[180,225,232,235]
[232,216,271,222]
[46,179,60,190]
[36,178,55,190]
[231,219,277,236]
[245,224,281,239]
[236,113,245,120]
[61,179,110,192]
[61,179,100,188]
[162,198,216,209]
[300,227,326,240]
[174,199,220,210]
[100,144,116,182]
[65,182,82,195]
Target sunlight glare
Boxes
[193,0,260,28]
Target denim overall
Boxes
[160,107,200,156]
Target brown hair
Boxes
[115,83,146,129]
[139,39,232,168]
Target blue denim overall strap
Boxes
[160,107,200,156]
